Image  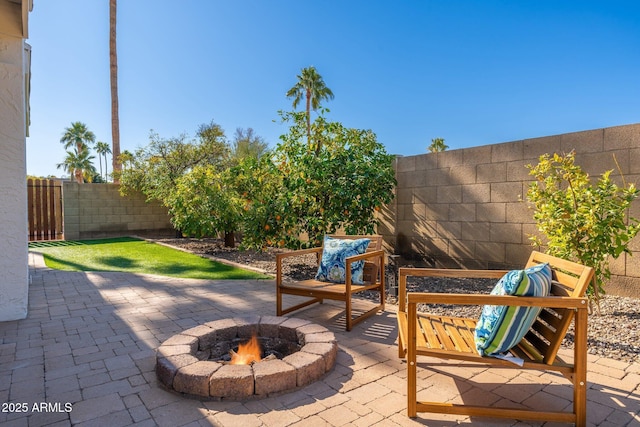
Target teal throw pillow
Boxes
[474,263,552,356]
[315,236,370,284]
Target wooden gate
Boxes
[27,178,63,241]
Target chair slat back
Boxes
[521,251,594,365]
[328,235,383,283]
[328,234,382,251]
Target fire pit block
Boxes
[182,324,217,351]
[157,344,193,358]
[253,359,296,396]
[296,323,331,338]
[284,351,326,387]
[209,364,254,399]
[303,331,336,344]
[300,342,338,372]
[173,361,221,397]
[160,334,199,352]
[156,354,199,388]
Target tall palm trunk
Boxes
[110,0,121,183]
[104,153,109,182]
[305,88,311,143]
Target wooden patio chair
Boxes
[276,235,385,331]
[397,251,594,425]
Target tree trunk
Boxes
[104,153,109,182]
[224,231,235,248]
[109,0,121,183]
[305,89,311,144]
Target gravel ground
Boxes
[156,237,640,364]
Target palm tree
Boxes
[110,0,121,183]
[60,122,96,153]
[428,137,448,153]
[118,150,134,171]
[57,148,97,184]
[95,141,112,182]
[286,66,334,153]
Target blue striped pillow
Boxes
[474,263,552,356]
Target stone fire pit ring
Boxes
[156,316,338,400]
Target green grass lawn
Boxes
[29,237,270,280]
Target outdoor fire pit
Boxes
[155,316,338,399]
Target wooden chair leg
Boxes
[379,260,386,310]
[398,338,406,359]
[407,302,417,417]
[346,295,352,331]
[574,307,588,426]
[276,284,282,316]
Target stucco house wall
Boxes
[0,0,31,321]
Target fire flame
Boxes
[230,333,262,365]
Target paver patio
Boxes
[0,253,638,426]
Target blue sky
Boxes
[26,0,640,177]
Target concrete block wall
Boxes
[381,123,640,297]
[63,183,174,240]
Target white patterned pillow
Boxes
[474,263,552,356]
[315,236,370,284]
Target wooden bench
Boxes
[397,251,594,425]
[276,235,385,331]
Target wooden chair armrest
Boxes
[406,292,589,310]
[276,247,323,284]
[276,247,323,261]
[346,249,385,263]
[345,250,385,291]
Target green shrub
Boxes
[526,151,640,300]
[167,166,242,246]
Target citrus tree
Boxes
[232,156,291,249]
[238,110,396,249]
[167,166,242,247]
[526,151,640,300]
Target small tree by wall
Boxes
[526,151,639,301]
